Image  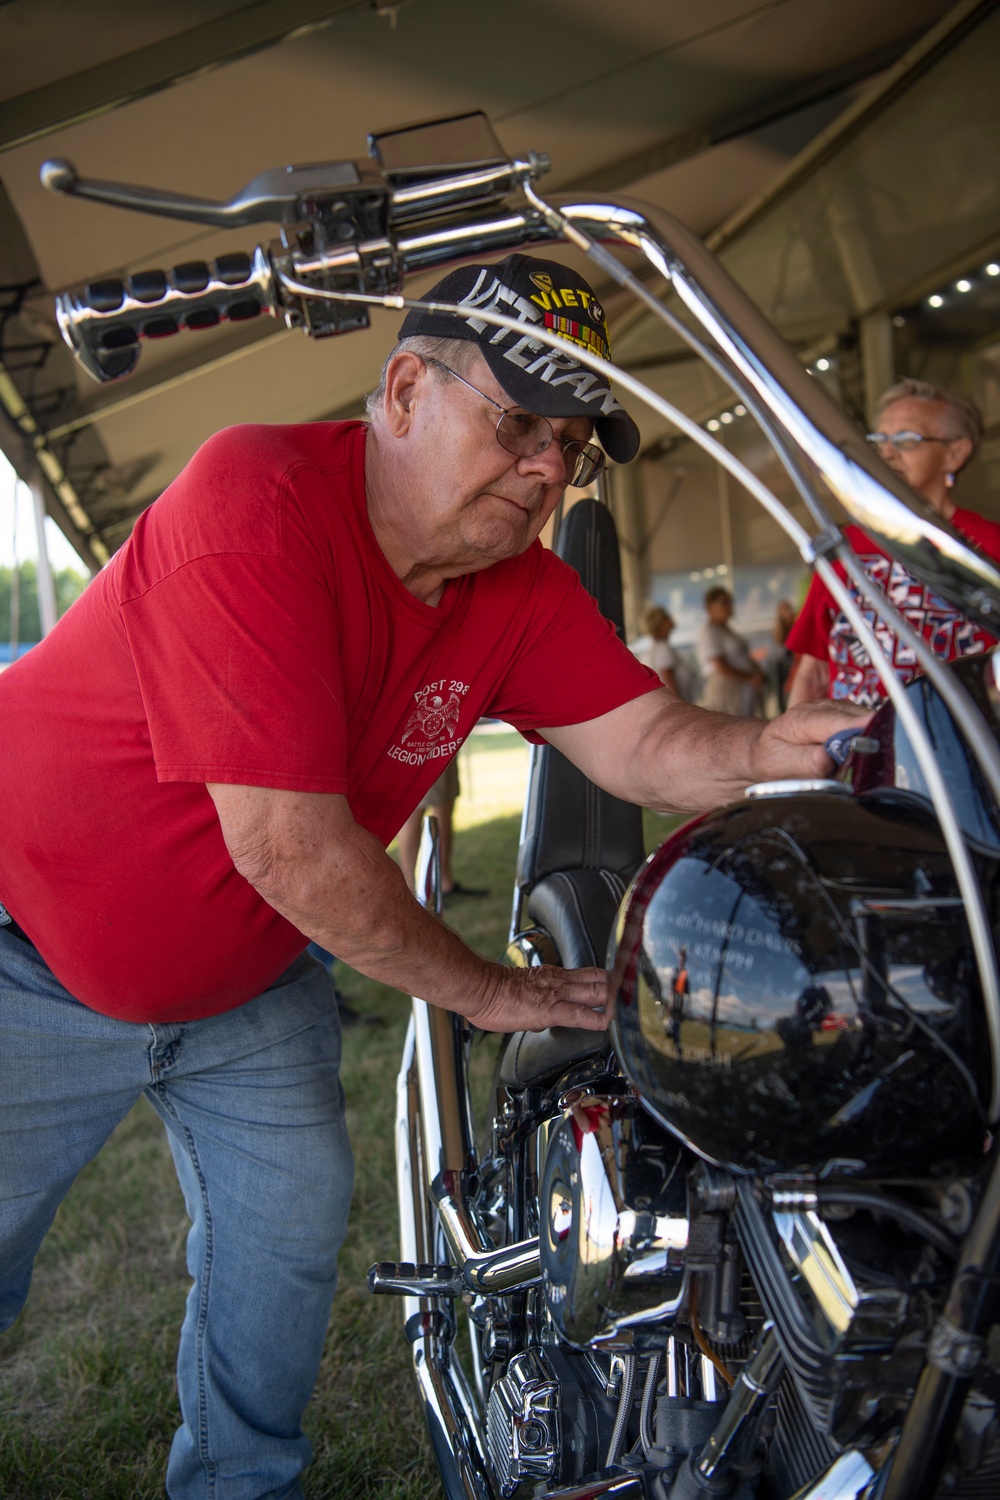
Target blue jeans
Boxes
[0,929,354,1499]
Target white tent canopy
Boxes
[0,0,966,574]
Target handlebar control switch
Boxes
[271,175,396,339]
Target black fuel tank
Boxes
[611,782,995,1177]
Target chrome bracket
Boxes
[804,524,845,564]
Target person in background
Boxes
[696,586,763,715]
[643,604,683,697]
[396,755,488,902]
[768,599,796,713]
[787,378,1000,707]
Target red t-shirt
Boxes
[786,510,1000,707]
[0,422,658,1023]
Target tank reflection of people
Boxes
[397,754,489,903]
[787,378,1000,708]
[669,947,690,1055]
[697,587,763,715]
[776,983,831,1051]
[643,605,683,697]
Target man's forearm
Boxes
[614,700,765,812]
[246,816,494,1012]
[207,783,610,1034]
[541,691,868,816]
[545,694,764,813]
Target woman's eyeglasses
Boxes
[426,358,606,488]
[866,430,948,453]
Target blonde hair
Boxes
[643,605,672,635]
[876,378,983,463]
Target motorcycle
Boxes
[43,110,1000,1500]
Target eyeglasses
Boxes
[866,430,949,452]
[425,358,606,488]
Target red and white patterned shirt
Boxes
[786,510,1000,707]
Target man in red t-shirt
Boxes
[787,378,999,707]
[0,253,863,1499]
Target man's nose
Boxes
[519,437,568,486]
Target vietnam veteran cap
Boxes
[397,253,640,464]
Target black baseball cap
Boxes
[397,253,640,465]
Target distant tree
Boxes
[55,565,88,619]
[0,560,89,643]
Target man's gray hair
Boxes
[876,376,984,461]
[364,335,483,422]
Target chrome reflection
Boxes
[794,1448,876,1499]
[539,1096,688,1347]
[772,1208,859,1338]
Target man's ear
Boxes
[383,352,426,436]
[946,435,973,477]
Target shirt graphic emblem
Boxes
[401,687,462,749]
[387,676,471,768]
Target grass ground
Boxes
[0,730,681,1499]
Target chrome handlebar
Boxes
[42,109,552,382]
[42,118,1000,631]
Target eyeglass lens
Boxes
[495,412,605,488]
[497,410,552,457]
[866,430,939,452]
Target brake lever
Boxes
[40,156,374,228]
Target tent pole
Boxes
[31,482,57,637]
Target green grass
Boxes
[0,729,683,1499]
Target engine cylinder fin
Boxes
[771,1374,840,1497]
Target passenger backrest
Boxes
[515,499,647,899]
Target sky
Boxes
[0,447,91,575]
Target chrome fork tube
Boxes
[394,818,493,1499]
[411,811,541,1294]
[411,996,542,1292]
[394,1017,493,1500]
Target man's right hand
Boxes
[205,781,610,1033]
[461,961,609,1034]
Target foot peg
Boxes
[368,1260,465,1297]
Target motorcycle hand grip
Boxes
[56,247,276,382]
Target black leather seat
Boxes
[500,499,648,1089]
